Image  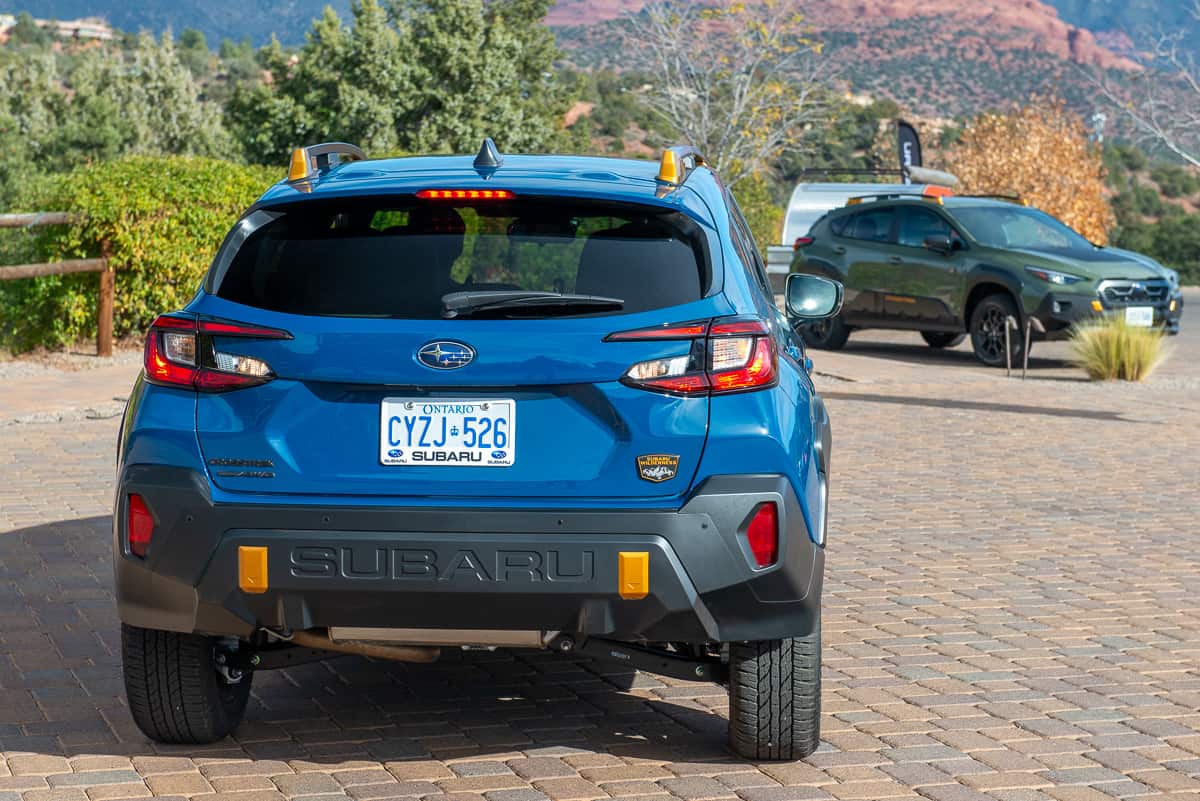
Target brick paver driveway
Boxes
[2,295,1198,801]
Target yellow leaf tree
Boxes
[947,101,1115,243]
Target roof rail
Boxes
[846,186,952,206]
[797,167,907,180]
[961,194,1028,205]
[287,142,367,183]
[657,146,707,186]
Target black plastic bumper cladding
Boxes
[114,466,822,644]
[1032,291,1184,338]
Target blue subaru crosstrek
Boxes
[114,140,842,760]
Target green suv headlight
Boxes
[1165,268,1180,290]
[1025,266,1086,286]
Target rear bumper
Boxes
[114,467,824,645]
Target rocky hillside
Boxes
[551,0,1141,117]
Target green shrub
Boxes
[733,172,785,259]
[0,156,279,350]
[1069,316,1167,382]
[1150,164,1200,199]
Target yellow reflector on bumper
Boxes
[618,551,649,600]
[1091,299,1104,312]
[239,546,268,594]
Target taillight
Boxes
[613,316,777,396]
[144,315,290,392]
[127,493,154,558]
[793,236,814,250]
[745,502,778,568]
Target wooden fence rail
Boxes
[0,213,112,356]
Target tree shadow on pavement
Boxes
[0,516,742,766]
[836,338,1074,371]
[819,391,1138,422]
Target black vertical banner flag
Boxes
[897,120,922,184]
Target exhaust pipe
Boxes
[287,628,440,663]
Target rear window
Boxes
[837,208,894,243]
[208,197,710,319]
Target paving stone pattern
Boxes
[0,320,1198,801]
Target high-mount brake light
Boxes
[417,189,514,200]
[127,493,154,559]
[611,316,778,396]
[144,315,290,392]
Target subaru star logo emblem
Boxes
[417,341,475,370]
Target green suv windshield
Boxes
[953,206,1096,252]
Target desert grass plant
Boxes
[1069,315,1168,381]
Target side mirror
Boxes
[924,235,952,254]
[785,274,843,319]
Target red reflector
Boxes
[746,502,778,567]
[127,493,153,558]
[793,236,814,250]
[605,320,710,341]
[417,189,514,200]
[710,337,776,393]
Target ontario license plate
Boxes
[380,398,515,466]
[1125,306,1154,327]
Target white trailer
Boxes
[764,167,959,289]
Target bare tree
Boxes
[627,0,831,186]
[1092,0,1200,168]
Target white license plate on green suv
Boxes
[1125,306,1154,327]
[380,398,515,466]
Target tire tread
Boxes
[728,626,821,760]
[122,624,250,744]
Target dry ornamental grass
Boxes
[1069,315,1168,381]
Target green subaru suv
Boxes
[789,194,1184,366]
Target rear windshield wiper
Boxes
[442,291,624,319]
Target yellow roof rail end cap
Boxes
[658,150,680,184]
[288,148,310,182]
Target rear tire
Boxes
[921,331,966,349]
[122,624,251,744]
[969,292,1026,367]
[728,624,821,761]
[798,316,850,350]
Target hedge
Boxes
[0,156,280,350]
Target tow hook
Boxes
[213,649,250,684]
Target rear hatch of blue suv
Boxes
[115,148,828,760]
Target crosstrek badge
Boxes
[637,454,680,483]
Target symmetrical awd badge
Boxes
[417,341,475,370]
[637,454,680,483]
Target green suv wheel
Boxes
[969,293,1026,367]
[921,331,966,349]
[727,625,821,761]
[798,316,850,350]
